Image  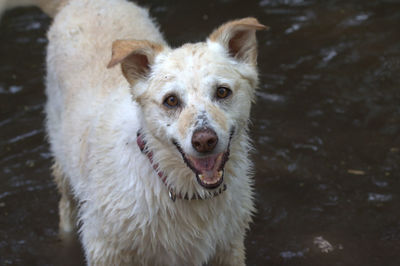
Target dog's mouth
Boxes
[187,152,228,189]
[173,131,233,190]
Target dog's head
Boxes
[108,18,266,197]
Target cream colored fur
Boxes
[7,0,265,265]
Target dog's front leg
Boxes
[209,237,246,266]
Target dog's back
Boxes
[45,0,166,177]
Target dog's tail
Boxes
[0,0,68,19]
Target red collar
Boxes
[136,131,226,201]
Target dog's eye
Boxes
[163,95,180,108]
[216,86,232,99]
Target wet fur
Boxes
[6,0,265,265]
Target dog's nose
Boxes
[192,128,218,153]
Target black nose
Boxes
[191,128,218,153]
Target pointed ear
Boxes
[208,17,268,65]
[107,40,165,85]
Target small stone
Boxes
[347,169,365,175]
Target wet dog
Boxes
[4,0,266,264]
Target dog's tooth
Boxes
[198,174,204,180]
[217,170,223,178]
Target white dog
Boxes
[3,0,266,265]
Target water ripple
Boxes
[6,129,43,144]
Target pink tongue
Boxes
[191,154,219,171]
[188,153,223,182]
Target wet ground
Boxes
[1,0,399,265]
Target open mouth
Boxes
[173,131,233,190]
[188,152,228,189]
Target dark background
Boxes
[1,0,399,265]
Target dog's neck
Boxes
[136,131,226,202]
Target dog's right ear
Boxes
[107,40,164,85]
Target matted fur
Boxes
[6,0,266,265]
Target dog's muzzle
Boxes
[137,130,229,201]
[173,128,234,190]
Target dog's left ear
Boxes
[209,17,268,65]
[107,40,164,85]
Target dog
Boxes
[3,0,266,265]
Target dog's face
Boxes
[108,18,266,196]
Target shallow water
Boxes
[1,0,399,265]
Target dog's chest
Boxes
[121,196,235,265]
